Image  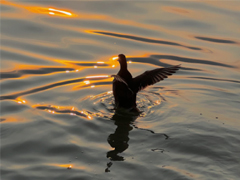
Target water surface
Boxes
[1,1,240,180]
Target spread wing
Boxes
[133,65,181,92]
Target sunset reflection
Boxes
[83,80,91,85]
[48,8,73,16]
[48,163,86,170]
[30,7,76,17]
[54,58,117,71]
[97,61,105,64]
[73,77,112,90]
[25,7,75,17]
[112,57,119,61]
[33,104,93,120]
[0,56,117,81]
[1,0,76,18]
[15,98,27,104]
[85,75,109,79]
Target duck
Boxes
[112,54,180,112]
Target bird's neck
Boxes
[120,61,127,70]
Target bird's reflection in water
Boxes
[105,110,138,172]
[105,109,169,172]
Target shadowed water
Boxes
[1,1,240,180]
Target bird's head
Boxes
[118,54,127,68]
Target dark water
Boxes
[1,1,240,179]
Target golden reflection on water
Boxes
[54,56,117,70]
[48,163,86,170]
[32,104,93,120]
[15,98,27,104]
[3,0,164,35]
[1,117,22,123]
[1,54,116,82]
[83,80,90,85]
[112,57,119,61]
[85,75,109,79]
[73,78,112,90]
[4,0,233,46]
[2,0,76,18]
[26,7,76,18]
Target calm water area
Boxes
[1,1,240,180]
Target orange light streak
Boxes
[28,7,76,18]
[83,80,90,84]
[1,0,76,18]
[112,57,118,60]
[15,98,27,104]
[48,8,72,16]
[85,75,109,79]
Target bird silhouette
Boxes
[112,54,180,112]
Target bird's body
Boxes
[113,54,180,112]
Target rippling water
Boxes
[1,1,240,179]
